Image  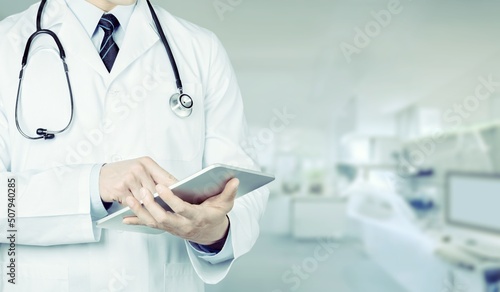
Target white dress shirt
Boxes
[65,0,135,50]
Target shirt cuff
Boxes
[187,227,234,265]
[90,163,108,220]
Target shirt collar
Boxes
[65,0,137,38]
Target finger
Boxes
[129,172,155,204]
[156,184,197,219]
[135,169,157,198]
[226,178,239,198]
[121,216,141,225]
[111,190,133,205]
[114,173,147,204]
[206,178,239,205]
[140,187,191,225]
[121,173,144,203]
[117,191,134,206]
[134,187,193,232]
[140,157,178,186]
[123,194,159,228]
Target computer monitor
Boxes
[445,172,500,258]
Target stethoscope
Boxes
[15,0,193,140]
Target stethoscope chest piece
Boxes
[170,93,193,118]
[17,0,195,140]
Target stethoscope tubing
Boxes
[146,0,184,94]
[16,0,192,140]
[15,28,74,140]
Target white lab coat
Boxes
[0,0,268,291]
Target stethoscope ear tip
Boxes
[36,128,47,135]
[36,128,55,139]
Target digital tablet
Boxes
[96,164,275,234]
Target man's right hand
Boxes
[99,157,178,205]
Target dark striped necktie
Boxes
[98,14,120,72]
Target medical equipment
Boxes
[444,172,500,260]
[15,0,193,140]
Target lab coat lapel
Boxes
[56,0,109,78]
[109,0,159,80]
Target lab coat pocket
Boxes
[2,262,68,292]
[163,263,204,292]
[146,82,205,162]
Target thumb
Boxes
[205,178,239,205]
[223,178,239,200]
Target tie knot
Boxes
[98,14,120,33]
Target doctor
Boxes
[0,0,268,291]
